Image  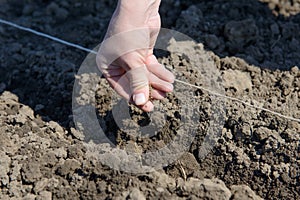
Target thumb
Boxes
[126,65,150,106]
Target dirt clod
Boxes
[0,0,299,199]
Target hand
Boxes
[96,0,175,112]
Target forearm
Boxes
[114,0,161,26]
[100,0,162,71]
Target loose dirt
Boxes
[0,0,299,199]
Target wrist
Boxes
[116,0,161,21]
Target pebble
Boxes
[21,161,42,183]
[36,191,52,200]
[128,188,146,200]
[182,178,232,200]
[270,23,280,35]
[254,127,273,141]
[23,193,36,200]
[181,5,202,25]
[48,121,64,133]
[19,105,34,119]
[222,70,253,93]
[56,159,81,176]
[231,185,263,200]
[152,171,176,190]
[34,104,45,112]
[34,178,49,194]
[204,34,220,49]
[224,19,258,44]
[156,187,164,193]
[70,127,85,141]
[53,147,67,159]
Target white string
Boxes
[175,80,300,123]
[0,19,98,55]
[0,18,299,123]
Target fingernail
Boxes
[133,93,146,105]
[168,84,174,91]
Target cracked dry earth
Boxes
[0,0,300,199]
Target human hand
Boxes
[96,0,175,112]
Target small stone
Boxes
[222,70,252,93]
[34,178,49,194]
[53,147,67,159]
[224,19,258,45]
[231,185,263,200]
[153,171,176,190]
[273,170,280,179]
[56,159,81,176]
[270,23,280,35]
[70,127,85,141]
[183,178,232,200]
[128,188,146,200]
[180,5,202,25]
[37,191,52,200]
[177,153,200,177]
[19,105,34,119]
[48,177,59,188]
[260,163,271,176]
[280,173,291,183]
[204,34,220,49]
[156,187,164,193]
[8,180,22,197]
[254,127,273,140]
[291,66,299,75]
[263,135,284,152]
[21,161,42,183]
[48,121,64,133]
[14,114,27,124]
[1,91,19,101]
[34,104,45,111]
[23,193,36,200]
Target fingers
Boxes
[149,73,174,93]
[126,66,150,106]
[106,76,131,101]
[99,58,175,113]
[115,65,171,112]
[126,66,156,112]
[146,55,174,93]
[105,66,163,113]
[146,55,175,83]
[102,66,126,78]
[151,88,166,100]
[107,72,154,113]
[138,101,154,112]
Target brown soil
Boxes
[0,0,299,199]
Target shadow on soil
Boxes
[0,0,299,128]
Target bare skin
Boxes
[97,0,175,112]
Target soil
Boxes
[0,0,299,200]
